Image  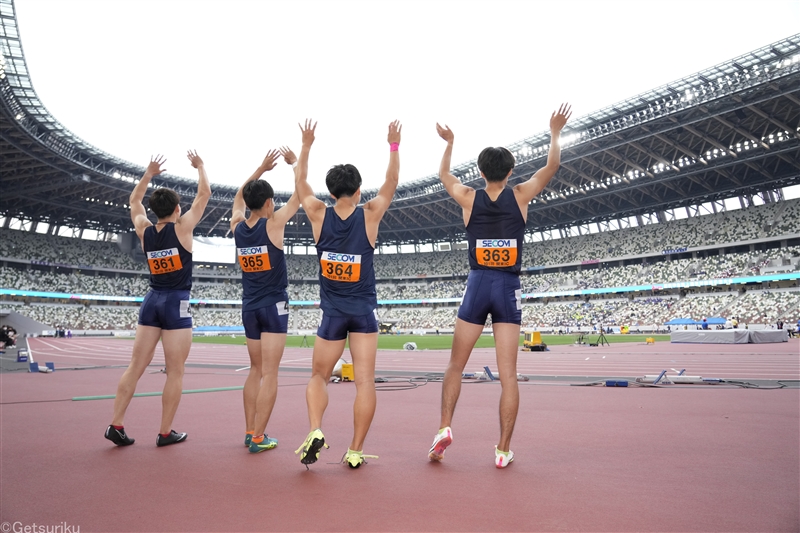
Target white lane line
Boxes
[26,340,36,363]
[30,338,68,352]
[28,352,137,363]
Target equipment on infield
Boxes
[521,331,547,351]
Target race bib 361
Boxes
[147,248,183,274]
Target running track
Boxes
[3,337,798,531]
[24,336,800,380]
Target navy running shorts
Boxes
[138,289,192,330]
[242,301,290,339]
[317,310,379,341]
[457,270,522,326]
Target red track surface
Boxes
[24,336,800,380]
[1,338,799,532]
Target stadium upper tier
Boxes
[1,0,799,244]
[1,197,798,281]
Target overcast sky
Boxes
[13,0,800,196]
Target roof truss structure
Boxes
[1,0,799,246]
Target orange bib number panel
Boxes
[475,239,517,268]
[238,246,272,273]
[147,248,183,274]
[320,251,361,282]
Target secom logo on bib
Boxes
[320,251,361,282]
[476,239,517,267]
[147,247,183,274]
[238,245,271,272]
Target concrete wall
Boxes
[0,310,49,337]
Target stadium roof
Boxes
[1,0,799,245]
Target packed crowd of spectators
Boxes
[2,200,798,281]
[524,198,800,265]
[0,267,149,295]
[722,290,800,326]
[1,197,798,331]
[26,200,800,271]
[0,228,142,270]
[2,288,797,331]
[3,245,798,304]
[0,301,138,330]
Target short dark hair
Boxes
[242,180,274,211]
[326,164,362,199]
[477,147,515,182]
[148,188,181,219]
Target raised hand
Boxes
[550,103,572,133]
[186,150,204,169]
[436,123,454,144]
[388,120,402,144]
[259,149,281,171]
[145,155,167,177]
[299,119,316,147]
[279,146,297,166]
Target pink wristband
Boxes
[390,142,399,152]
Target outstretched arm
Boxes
[435,124,474,211]
[294,120,326,225]
[177,150,212,231]
[230,149,281,233]
[130,156,166,236]
[364,120,402,219]
[271,147,302,225]
[514,103,572,204]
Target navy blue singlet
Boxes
[466,188,525,274]
[316,207,376,317]
[234,218,288,312]
[143,223,192,291]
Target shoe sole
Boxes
[300,437,325,465]
[428,435,452,461]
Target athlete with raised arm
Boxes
[293,118,401,468]
[230,148,301,453]
[106,151,211,447]
[429,105,572,467]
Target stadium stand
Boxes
[3,238,798,333]
[3,243,799,304]
[3,26,800,334]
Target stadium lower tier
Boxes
[2,288,797,332]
